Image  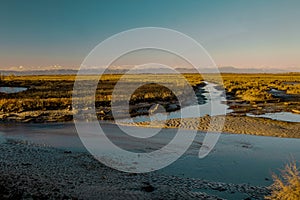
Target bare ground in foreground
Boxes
[0,138,269,200]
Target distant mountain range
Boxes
[215,66,300,73]
[0,66,299,75]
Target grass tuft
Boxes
[266,161,300,200]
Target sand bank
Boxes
[123,115,300,138]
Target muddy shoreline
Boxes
[1,82,299,139]
[123,114,300,138]
[0,138,270,199]
[1,77,299,199]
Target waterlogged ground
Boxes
[0,77,300,199]
[247,112,300,123]
[122,82,231,123]
[1,122,300,199]
[0,87,28,94]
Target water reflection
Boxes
[0,87,28,94]
[123,82,232,123]
[247,112,300,123]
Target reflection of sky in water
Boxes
[1,123,300,187]
[123,82,231,123]
[0,87,27,93]
[1,81,299,191]
[247,112,300,123]
[160,133,300,187]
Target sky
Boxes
[0,0,299,71]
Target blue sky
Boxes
[0,0,299,70]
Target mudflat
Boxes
[124,115,300,138]
[0,138,269,199]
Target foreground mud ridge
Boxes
[0,138,269,199]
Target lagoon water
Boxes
[123,82,232,123]
[1,122,300,187]
[247,112,300,123]
[0,87,27,93]
[0,82,299,199]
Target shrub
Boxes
[266,161,300,200]
[238,89,273,102]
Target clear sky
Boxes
[0,0,299,70]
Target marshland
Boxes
[1,72,300,199]
[1,73,300,125]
